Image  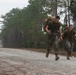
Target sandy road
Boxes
[0,48,76,75]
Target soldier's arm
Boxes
[58,23,63,40]
[59,23,63,36]
[45,25,51,34]
[74,31,76,40]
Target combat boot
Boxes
[46,50,50,58]
[55,55,59,61]
[67,57,70,60]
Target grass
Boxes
[25,48,76,57]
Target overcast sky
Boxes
[0,0,29,16]
[0,0,29,28]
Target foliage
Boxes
[1,0,69,48]
[70,0,76,19]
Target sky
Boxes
[0,0,29,28]
[0,0,72,29]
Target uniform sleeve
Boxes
[73,30,76,35]
[62,30,67,39]
[59,22,62,28]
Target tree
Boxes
[70,0,76,26]
[1,8,23,47]
[1,0,68,48]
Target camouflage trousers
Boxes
[64,40,74,57]
[47,33,60,55]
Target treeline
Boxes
[1,0,76,49]
[1,0,51,48]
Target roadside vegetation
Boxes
[1,0,76,52]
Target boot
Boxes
[55,55,59,61]
[46,50,50,58]
[67,56,70,60]
[67,52,71,60]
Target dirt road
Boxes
[0,48,76,75]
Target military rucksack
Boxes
[43,16,54,32]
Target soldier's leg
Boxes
[65,40,71,60]
[71,42,74,51]
[67,42,74,59]
[53,36,59,60]
[46,40,50,57]
[46,34,52,58]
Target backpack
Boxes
[43,16,54,32]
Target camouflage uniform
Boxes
[46,20,62,60]
[63,28,75,60]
